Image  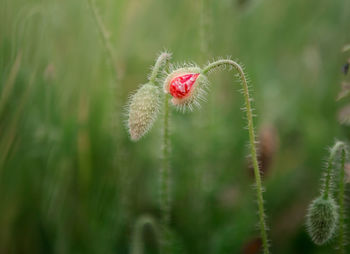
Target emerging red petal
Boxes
[169,73,200,99]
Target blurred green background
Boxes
[1,0,350,253]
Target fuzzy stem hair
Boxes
[160,93,171,254]
[338,146,347,254]
[323,141,346,199]
[149,52,172,84]
[161,93,171,226]
[203,59,270,254]
[321,141,348,252]
[157,55,172,252]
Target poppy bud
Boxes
[163,66,209,111]
[127,83,160,141]
[306,196,338,245]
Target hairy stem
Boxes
[161,94,171,227]
[203,59,270,254]
[149,52,172,84]
[159,93,171,253]
[320,141,348,252]
[338,148,346,254]
[153,54,172,253]
[323,141,345,199]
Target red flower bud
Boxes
[164,67,208,111]
[169,73,200,99]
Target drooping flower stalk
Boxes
[148,52,172,84]
[125,52,172,252]
[162,58,270,253]
[322,142,346,199]
[306,141,348,250]
[202,59,270,254]
[127,52,171,141]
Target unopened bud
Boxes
[306,196,338,245]
[163,66,209,111]
[127,83,160,141]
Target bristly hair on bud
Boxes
[305,141,349,252]
[306,196,338,245]
[127,83,160,141]
[163,64,209,112]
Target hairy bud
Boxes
[163,66,209,111]
[127,83,160,141]
[306,196,338,245]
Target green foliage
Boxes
[0,0,350,253]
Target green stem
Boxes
[203,59,270,254]
[338,148,346,254]
[160,93,171,253]
[323,141,345,199]
[149,52,172,84]
[321,141,348,252]
[161,94,171,227]
[149,53,172,253]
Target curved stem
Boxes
[320,141,347,253]
[149,52,172,84]
[130,215,160,254]
[338,148,346,254]
[203,59,270,254]
[323,141,345,199]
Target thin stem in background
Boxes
[86,0,118,83]
[86,0,127,243]
[203,59,270,254]
[86,0,122,136]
